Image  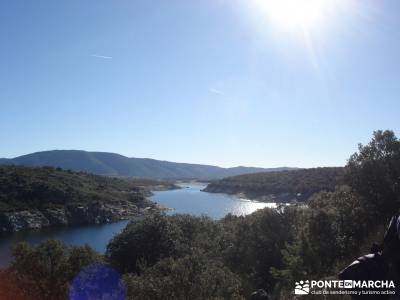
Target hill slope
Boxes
[0,165,174,232]
[0,159,10,165]
[204,167,345,202]
[0,150,294,180]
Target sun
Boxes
[254,0,336,31]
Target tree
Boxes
[10,240,101,300]
[221,208,294,295]
[309,187,369,260]
[0,268,29,300]
[346,130,400,223]
[124,251,244,300]
[271,208,338,287]
[106,213,182,273]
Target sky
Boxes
[1,0,399,168]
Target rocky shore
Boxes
[0,199,161,233]
[0,165,181,234]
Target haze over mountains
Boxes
[0,150,295,180]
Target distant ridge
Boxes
[0,150,296,180]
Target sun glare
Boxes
[255,0,336,31]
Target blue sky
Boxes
[1,0,399,168]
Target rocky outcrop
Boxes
[0,165,176,233]
[0,210,49,232]
[43,208,68,226]
[0,201,157,233]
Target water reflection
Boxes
[0,183,276,266]
[152,183,275,219]
[0,221,129,267]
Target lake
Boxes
[153,183,276,218]
[0,183,275,266]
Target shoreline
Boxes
[0,184,178,234]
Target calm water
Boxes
[0,183,274,266]
[153,183,275,219]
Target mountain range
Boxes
[0,150,295,180]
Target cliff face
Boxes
[0,200,159,233]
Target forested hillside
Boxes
[0,150,294,180]
[204,167,344,202]
[0,166,175,232]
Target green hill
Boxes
[0,150,294,180]
[204,167,344,202]
[0,165,174,232]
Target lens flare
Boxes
[69,264,126,300]
[254,0,337,31]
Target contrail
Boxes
[90,54,113,59]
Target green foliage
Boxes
[347,130,400,223]
[107,209,299,298]
[0,165,163,212]
[205,167,344,202]
[220,208,295,294]
[271,187,375,297]
[308,187,369,259]
[106,213,182,273]
[9,240,101,300]
[107,213,229,273]
[125,252,244,300]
